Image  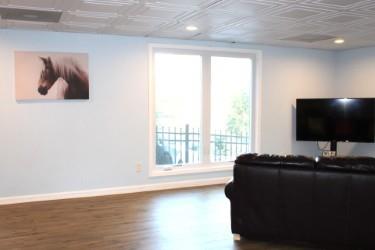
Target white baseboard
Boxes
[0,176,231,206]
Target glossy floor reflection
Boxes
[0,185,321,250]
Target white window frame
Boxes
[148,44,262,177]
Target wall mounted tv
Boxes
[296,98,375,151]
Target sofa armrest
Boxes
[225,181,233,199]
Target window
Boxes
[211,56,253,162]
[149,45,261,176]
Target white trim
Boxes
[148,44,156,176]
[201,55,211,164]
[253,50,263,153]
[148,43,263,176]
[0,177,231,206]
[150,164,233,177]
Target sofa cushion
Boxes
[235,153,315,169]
[317,157,375,173]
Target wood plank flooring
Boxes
[0,185,321,250]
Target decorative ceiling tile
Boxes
[312,0,365,7]
[81,0,139,7]
[114,16,166,33]
[353,2,375,14]
[67,10,121,19]
[210,0,276,15]
[181,10,242,30]
[288,23,324,33]
[323,14,362,23]
[275,8,322,19]
[146,0,211,7]
[282,34,335,43]
[73,0,136,13]
[130,5,190,20]
[232,17,295,32]
[1,0,375,49]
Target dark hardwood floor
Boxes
[0,185,321,250]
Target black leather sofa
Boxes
[225,153,375,249]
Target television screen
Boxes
[296,98,375,142]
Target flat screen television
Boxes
[296,98,375,144]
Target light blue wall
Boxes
[333,48,375,156]
[0,30,336,197]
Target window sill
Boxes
[149,163,233,177]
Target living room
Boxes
[0,0,375,249]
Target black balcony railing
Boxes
[156,125,249,165]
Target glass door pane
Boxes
[210,56,252,162]
[154,53,202,166]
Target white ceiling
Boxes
[1,0,375,50]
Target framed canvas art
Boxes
[15,51,89,100]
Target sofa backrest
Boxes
[235,153,375,174]
[235,153,315,169]
[317,156,375,173]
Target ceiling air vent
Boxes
[0,7,62,23]
[281,34,335,43]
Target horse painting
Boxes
[38,56,89,99]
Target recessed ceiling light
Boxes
[334,38,345,44]
[186,25,198,31]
